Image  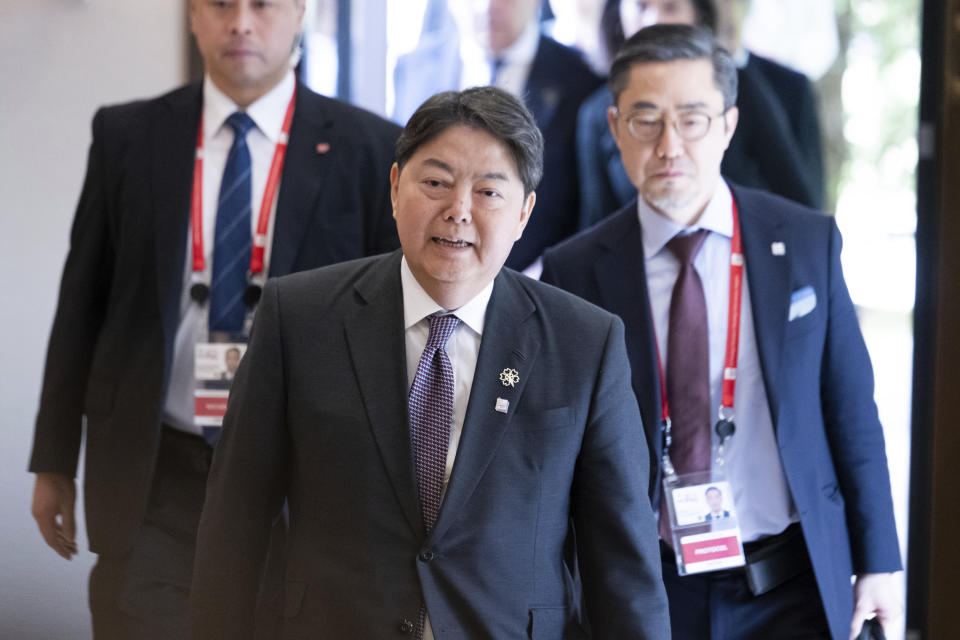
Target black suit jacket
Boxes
[191,252,670,639]
[723,53,824,210]
[542,185,901,640]
[29,82,401,556]
[506,35,602,271]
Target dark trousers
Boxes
[89,427,212,639]
[661,533,832,640]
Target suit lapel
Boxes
[430,271,540,542]
[592,206,662,464]
[153,85,201,350]
[269,85,335,277]
[734,186,791,423]
[344,251,424,538]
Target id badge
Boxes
[662,472,746,575]
[193,342,247,436]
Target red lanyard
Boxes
[653,200,743,425]
[190,86,297,276]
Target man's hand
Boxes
[849,572,903,640]
[31,473,78,560]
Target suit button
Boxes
[399,619,414,634]
[419,550,435,562]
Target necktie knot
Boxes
[490,58,505,85]
[225,111,256,139]
[425,314,460,351]
[667,228,709,266]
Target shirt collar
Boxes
[400,256,493,337]
[202,70,296,144]
[496,21,540,66]
[637,178,734,259]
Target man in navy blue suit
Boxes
[542,24,902,640]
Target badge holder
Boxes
[190,273,261,443]
[661,412,746,576]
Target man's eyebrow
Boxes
[625,101,713,112]
[421,158,454,173]
[477,172,509,181]
[676,101,710,110]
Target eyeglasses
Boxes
[616,108,728,143]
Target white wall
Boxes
[0,2,185,637]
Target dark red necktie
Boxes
[659,229,711,541]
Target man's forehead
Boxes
[407,126,519,178]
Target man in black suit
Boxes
[191,86,669,639]
[28,1,399,637]
[392,0,602,271]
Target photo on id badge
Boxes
[196,342,247,382]
[665,477,746,575]
[194,342,247,431]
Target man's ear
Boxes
[608,106,625,153]
[514,191,536,240]
[389,163,400,219]
[722,106,739,149]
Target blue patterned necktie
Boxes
[209,112,256,333]
[408,313,459,640]
[409,313,460,532]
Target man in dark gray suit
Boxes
[191,87,669,639]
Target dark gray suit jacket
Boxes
[191,251,669,639]
[29,82,401,556]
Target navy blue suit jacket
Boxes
[190,251,670,638]
[29,83,401,556]
[542,184,901,640]
[392,34,601,270]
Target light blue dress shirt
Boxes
[640,180,798,541]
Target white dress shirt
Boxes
[400,257,492,640]
[458,20,540,97]
[163,72,295,434]
[640,180,798,541]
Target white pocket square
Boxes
[788,286,817,321]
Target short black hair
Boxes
[600,0,718,63]
[609,24,737,110]
[705,486,722,496]
[395,87,544,196]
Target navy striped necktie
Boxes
[209,112,256,334]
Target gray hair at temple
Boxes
[395,87,544,197]
[609,24,738,111]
